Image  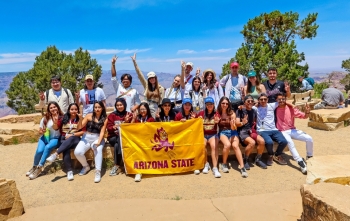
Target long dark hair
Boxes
[247,76,261,94]
[137,102,152,120]
[203,71,217,90]
[181,103,193,118]
[205,106,216,120]
[159,105,176,120]
[146,76,160,99]
[62,103,80,125]
[44,102,64,125]
[191,76,202,93]
[217,97,233,116]
[92,101,107,123]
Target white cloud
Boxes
[177,49,197,54]
[0,53,38,65]
[206,48,232,53]
[64,48,151,55]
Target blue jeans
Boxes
[33,136,59,166]
[258,130,287,156]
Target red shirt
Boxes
[107,112,132,139]
[198,111,218,135]
[174,112,198,121]
[275,106,306,131]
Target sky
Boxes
[1,0,350,75]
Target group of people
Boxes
[27,54,314,183]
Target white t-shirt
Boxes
[79,87,106,116]
[39,118,61,139]
[253,102,279,131]
[165,87,184,105]
[184,74,194,94]
[111,77,141,112]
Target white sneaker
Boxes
[94,170,101,183]
[134,174,142,182]
[194,170,200,175]
[67,171,74,181]
[79,166,90,176]
[202,162,210,174]
[212,167,221,178]
[46,153,58,163]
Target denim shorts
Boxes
[219,130,238,139]
[204,134,217,140]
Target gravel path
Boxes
[1,119,349,209]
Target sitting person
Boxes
[275,93,313,174]
[314,87,345,109]
[298,76,314,91]
[74,101,108,183]
[174,98,197,121]
[26,102,63,180]
[155,98,176,122]
[46,103,84,181]
[107,98,133,176]
[131,102,155,182]
[217,97,247,177]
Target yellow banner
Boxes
[120,119,206,174]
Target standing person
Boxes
[217,97,247,177]
[165,75,184,112]
[182,61,195,93]
[202,69,224,108]
[131,102,155,182]
[185,76,205,113]
[275,93,313,174]
[131,53,165,117]
[107,98,133,176]
[263,67,291,103]
[298,76,314,91]
[174,98,197,121]
[37,76,74,113]
[75,75,106,117]
[254,93,288,166]
[314,87,345,109]
[155,98,177,122]
[26,102,63,180]
[74,101,108,183]
[220,62,247,111]
[236,95,267,170]
[244,70,266,103]
[46,103,84,181]
[111,55,141,113]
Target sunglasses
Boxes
[221,102,229,105]
[163,104,171,107]
[259,98,267,101]
[277,98,286,101]
[246,100,254,104]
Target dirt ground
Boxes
[1,118,349,210]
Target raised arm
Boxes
[111,55,118,77]
[131,53,147,89]
[284,81,291,98]
[180,61,186,89]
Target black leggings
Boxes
[56,135,81,171]
[108,136,123,166]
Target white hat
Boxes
[147,71,156,79]
[85,74,93,80]
[186,62,193,68]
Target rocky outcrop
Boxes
[309,108,350,123]
[0,179,24,221]
[300,183,350,221]
[307,120,343,131]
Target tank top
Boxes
[86,120,102,134]
[218,115,231,131]
[249,86,259,101]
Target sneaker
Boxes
[243,158,250,170]
[134,174,142,182]
[221,163,229,173]
[109,165,121,176]
[239,166,248,178]
[194,170,200,175]
[29,166,43,180]
[46,153,58,163]
[212,167,221,178]
[255,159,267,169]
[298,160,307,174]
[79,166,91,176]
[274,155,287,165]
[202,162,210,174]
[26,166,36,176]
[94,170,101,183]
[267,155,274,166]
[67,171,74,181]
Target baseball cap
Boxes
[247,70,256,78]
[182,98,192,105]
[186,62,193,68]
[297,76,303,80]
[204,97,214,104]
[147,71,156,79]
[230,62,239,68]
[85,75,94,80]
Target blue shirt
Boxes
[53,90,61,98]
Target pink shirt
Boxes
[276,106,306,131]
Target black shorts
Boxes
[238,130,250,147]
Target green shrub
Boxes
[313,82,329,98]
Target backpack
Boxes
[46,88,70,103]
[304,78,315,87]
[222,74,247,95]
